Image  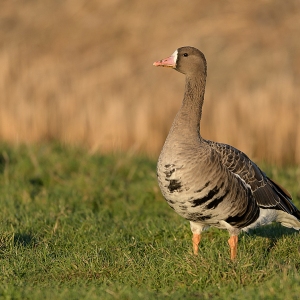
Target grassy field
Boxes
[1,143,300,299]
[1,1,300,164]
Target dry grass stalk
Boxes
[0,0,299,164]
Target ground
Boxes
[0,143,300,299]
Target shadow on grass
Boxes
[249,223,298,239]
[246,223,299,253]
[14,233,37,247]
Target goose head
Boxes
[153,46,207,77]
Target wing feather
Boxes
[206,140,300,218]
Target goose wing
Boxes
[206,140,300,217]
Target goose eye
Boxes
[183,53,188,57]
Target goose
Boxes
[153,46,300,260]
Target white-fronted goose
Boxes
[153,46,300,260]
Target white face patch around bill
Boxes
[171,49,178,65]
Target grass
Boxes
[0,143,300,299]
[1,0,300,164]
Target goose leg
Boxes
[192,233,201,255]
[190,221,205,255]
[228,235,238,260]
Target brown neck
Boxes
[173,74,206,138]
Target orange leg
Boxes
[192,233,201,255]
[228,235,238,260]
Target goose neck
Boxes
[177,75,206,135]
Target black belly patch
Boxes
[167,199,176,204]
[194,181,210,193]
[191,185,220,207]
[179,205,188,210]
[168,179,182,192]
[186,213,212,222]
[164,166,175,178]
[206,189,229,209]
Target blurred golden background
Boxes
[1,0,300,164]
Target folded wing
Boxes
[206,140,300,219]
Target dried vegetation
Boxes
[0,0,300,164]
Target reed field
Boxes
[0,0,300,164]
